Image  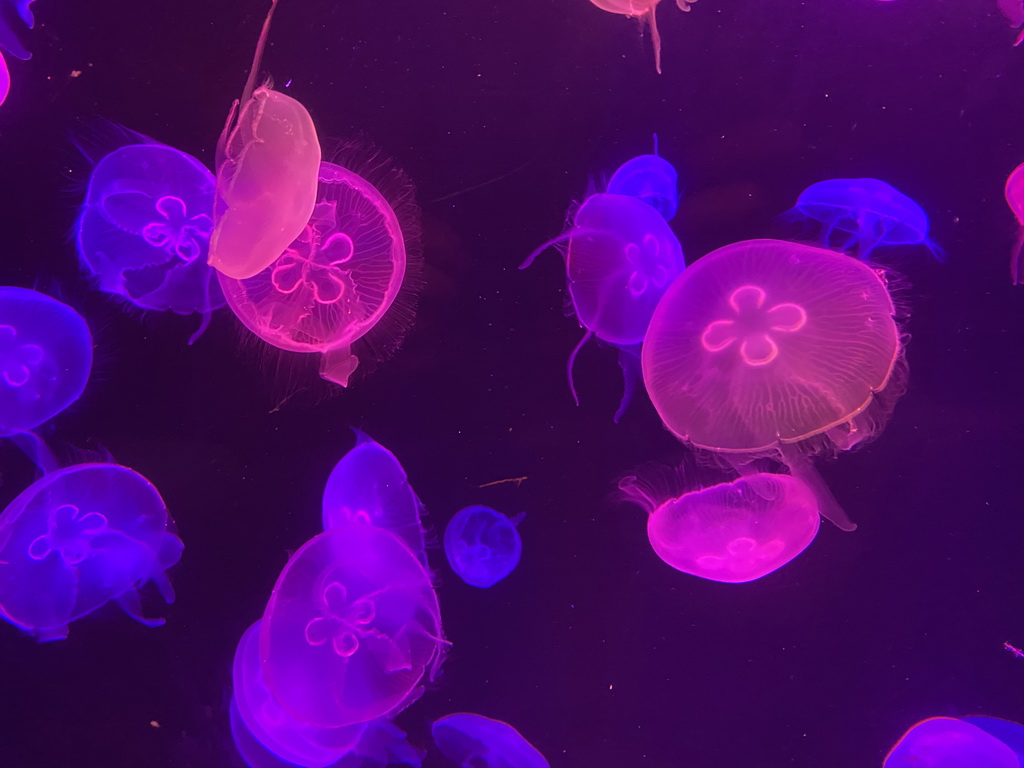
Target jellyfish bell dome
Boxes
[884,716,1021,768]
[606,153,679,221]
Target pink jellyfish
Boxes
[209,0,321,280]
[218,152,419,387]
[642,239,904,531]
[587,0,697,74]
[999,0,1024,45]
[620,471,820,583]
[1006,162,1024,284]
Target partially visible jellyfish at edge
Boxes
[999,0,1024,45]
[0,0,37,108]
[432,713,550,768]
[587,0,698,74]
[443,505,523,588]
[883,717,1022,768]
[1005,161,1024,284]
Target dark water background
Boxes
[1,0,1023,766]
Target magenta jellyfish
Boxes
[260,523,444,728]
[587,0,698,74]
[443,505,523,589]
[218,151,420,387]
[1005,162,1024,284]
[884,717,1021,767]
[642,239,905,531]
[522,192,685,420]
[0,287,93,437]
[0,463,183,641]
[619,471,820,583]
[999,0,1024,45]
[74,122,225,343]
[0,0,35,108]
[209,0,321,280]
[432,713,549,768]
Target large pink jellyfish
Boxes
[642,239,904,531]
[218,153,419,387]
[587,0,697,74]
[1005,162,1024,284]
[209,0,321,280]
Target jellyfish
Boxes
[0,463,183,641]
[260,523,444,728]
[432,713,549,768]
[787,178,940,261]
[218,152,419,387]
[619,472,819,583]
[962,717,1024,759]
[0,0,36,108]
[0,287,92,437]
[883,717,1021,767]
[443,505,523,589]
[322,431,427,566]
[999,0,1024,45]
[605,140,680,221]
[74,122,225,343]
[209,0,321,280]
[587,0,698,74]
[521,192,685,420]
[1005,162,1024,284]
[642,239,905,531]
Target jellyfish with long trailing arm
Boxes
[587,0,698,74]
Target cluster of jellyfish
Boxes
[0,286,182,640]
[524,144,944,584]
[230,430,543,768]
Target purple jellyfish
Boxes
[0,0,35,108]
[884,717,1020,767]
[642,239,905,531]
[443,505,523,589]
[432,713,549,768]
[1005,162,1024,284]
[999,0,1024,45]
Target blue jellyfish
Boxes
[787,177,941,261]
[432,713,549,768]
[443,505,523,588]
[962,717,1024,760]
[606,138,680,221]
[0,287,92,437]
[884,717,1021,767]
[0,463,183,641]
[322,431,427,565]
[74,122,225,344]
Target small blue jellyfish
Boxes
[432,713,549,768]
[74,122,225,344]
[606,139,680,221]
[0,462,183,641]
[787,177,941,261]
[443,505,523,588]
[0,287,92,437]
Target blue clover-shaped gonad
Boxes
[625,233,673,297]
[0,323,43,388]
[270,201,354,305]
[141,195,213,263]
[304,581,377,658]
[700,285,807,367]
[27,503,108,566]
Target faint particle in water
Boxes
[73,121,225,343]
[209,0,321,280]
[0,463,183,641]
[999,0,1024,45]
[443,505,523,588]
[432,712,549,768]
[605,140,680,221]
[883,717,1020,767]
[1005,162,1024,284]
[0,287,92,437]
[619,471,820,583]
[642,239,907,532]
[260,523,444,728]
[587,0,697,74]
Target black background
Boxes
[0,0,1023,766]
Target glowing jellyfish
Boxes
[587,0,698,74]
[1005,162,1024,284]
[999,0,1024,45]
[443,505,523,589]
[0,0,35,108]
[0,463,183,641]
[209,0,321,280]
[0,52,8,107]
[0,287,92,437]
[432,713,549,768]
[218,155,417,386]
[962,717,1024,759]
[619,472,819,583]
[642,239,904,532]
[260,523,444,728]
[606,144,679,221]
[74,123,225,343]
[322,432,427,565]
[883,717,1020,768]
[522,192,685,420]
[788,178,939,261]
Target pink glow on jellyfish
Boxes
[884,717,1020,767]
[209,0,321,280]
[0,54,8,107]
[1005,162,1024,284]
[642,239,903,532]
[999,0,1024,45]
[587,0,697,74]
[620,472,819,583]
[218,155,417,387]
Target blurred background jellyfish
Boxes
[642,239,906,532]
[0,462,183,641]
[883,716,1021,767]
[443,505,523,588]
[521,191,685,420]
[619,471,820,583]
[999,0,1024,45]
[605,141,680,221]
[432,712,549,768]
[210,0,321,280]
[0,287,92,437]
[0,0,36,108]
[322,431,428,566]
[587,0,698,74]
[260,523,444,728]
[1004,161,1024,284]
[218,149,422,387]
[786,177,940,261]
[73,122,225,343]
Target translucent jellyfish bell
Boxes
[606,147,680,221]
[620,472,819,583]
[884,717,1021,768]
[642,239,903,531]
[0,287,93,436]
[260,523,444,728]
[0,0,35,108]
[1005,162,1024,284]
[209,0,321,280]
[443,505,523,588]
[999,0,1024,45]
[587,0,697,74]
[432,713,549,768]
